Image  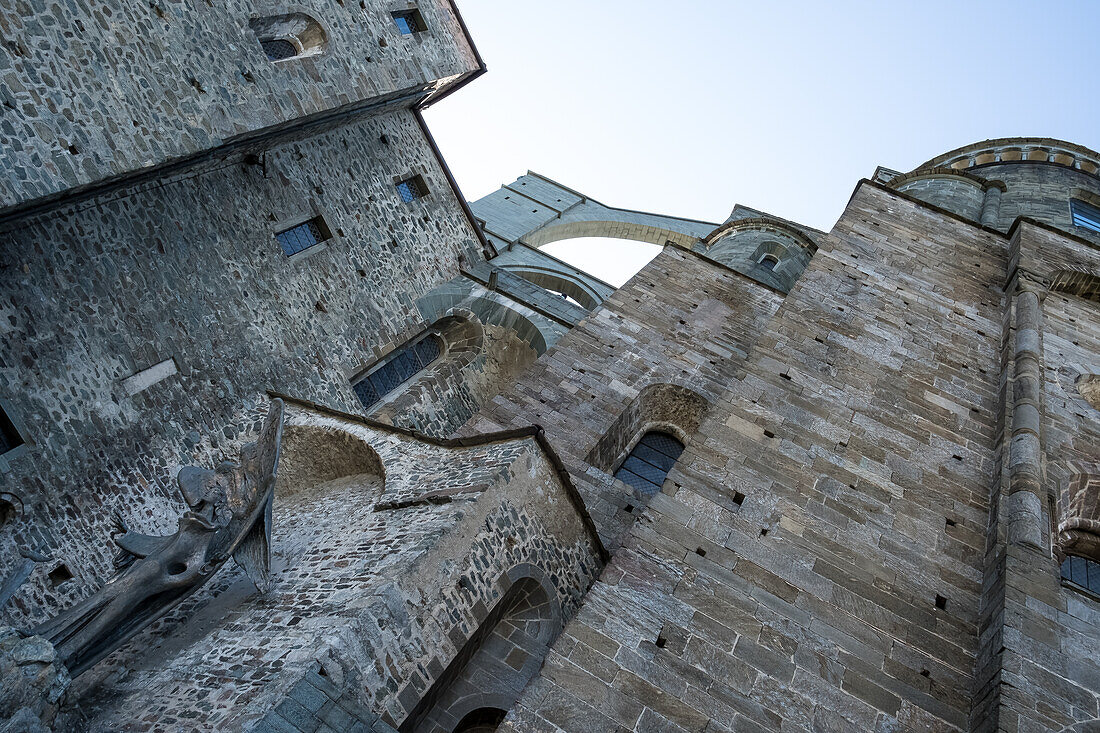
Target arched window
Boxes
[250,13,327,63]
[758,254,780,271]
[1061,554,1100,594]
[613,431,684,496]
[352,333,442,410]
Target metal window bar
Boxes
[396,176,427,203]
[1061,554,1100,594]
[260,38,298,62]
[353,335,442,410]
[275,218,327,256]
[1071,199,1100,233]
[392,10,425,34]
[613,431,684,496]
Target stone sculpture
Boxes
[29,399,285,678]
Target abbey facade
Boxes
[1,2,1098,732]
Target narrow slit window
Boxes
[353,334,442,409]
[396,175,428,203]
[1071,199,1100,233]
[0,406,24,456]
[759,254,780,271]
[1061,554,1100,595]
[613,431,684,496]
[275,217,330,257]
[392,9,427,34]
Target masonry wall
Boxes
[0,0,479,209]
[459,246,784,551]
[68,405,602,732]
[491,183,1014,732]
[965,164,1100,242]
[0,107,485,629]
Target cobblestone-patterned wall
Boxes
[0,107,485,629]
[490,183,1015,731]
[458,247,784,551]
[66,405,601,731]
[0,0,479,210]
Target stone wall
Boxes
[489,182,1015,731]
[0,107,485,629]
[65,403,602,731]
[0,0,479,210]
[458,246,784,551]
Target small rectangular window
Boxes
[1071,199,1100,233]
[392,9,427,35]
[396,175,428,203]
[275,216,330,257]
[0,406,24,456]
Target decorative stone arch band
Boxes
[918,137,1100,178]
[702,217,819,253]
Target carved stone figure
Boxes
[30,399,284,677]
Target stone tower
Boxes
[1,2,1099,731]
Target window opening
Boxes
[613,431,685,496]
[1071,199,1100,233]
[759,254,780,271]
[260,38,298,61]
[352,334,442,409]
[1061,554,1100,594]
[0,406,24,456]
[392,9,427,34]
[275,216,330,257]
[396,174,429,203]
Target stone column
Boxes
[1006,283,1045,549]
[980,184,1002,228]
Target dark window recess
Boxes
[396,175,428,203]
[260,38,298,61]
[275,217,330,257]
[353,334,442,409]
[759,255,779,271]
[1061,554,1100,594]
[392,9,427,34]
[1071,199,1100,234]
[613,431,685,496]
[0,407,23,455]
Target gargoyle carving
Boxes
[31,399,284,677]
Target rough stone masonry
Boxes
[0,1,1099,731]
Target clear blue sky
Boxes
[426,1,1100,284]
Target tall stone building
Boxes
[0,2,1098,732]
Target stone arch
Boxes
[1054,462,1100,564]
[249,12,328,61]
[886,167,1002,193]
[524,219,700,250]
[403,568,563,733]
[585,383,709,479]
[499,266,602,309]
[703,217,818,253]
[275,423,385,497]
[419,288,550,355]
